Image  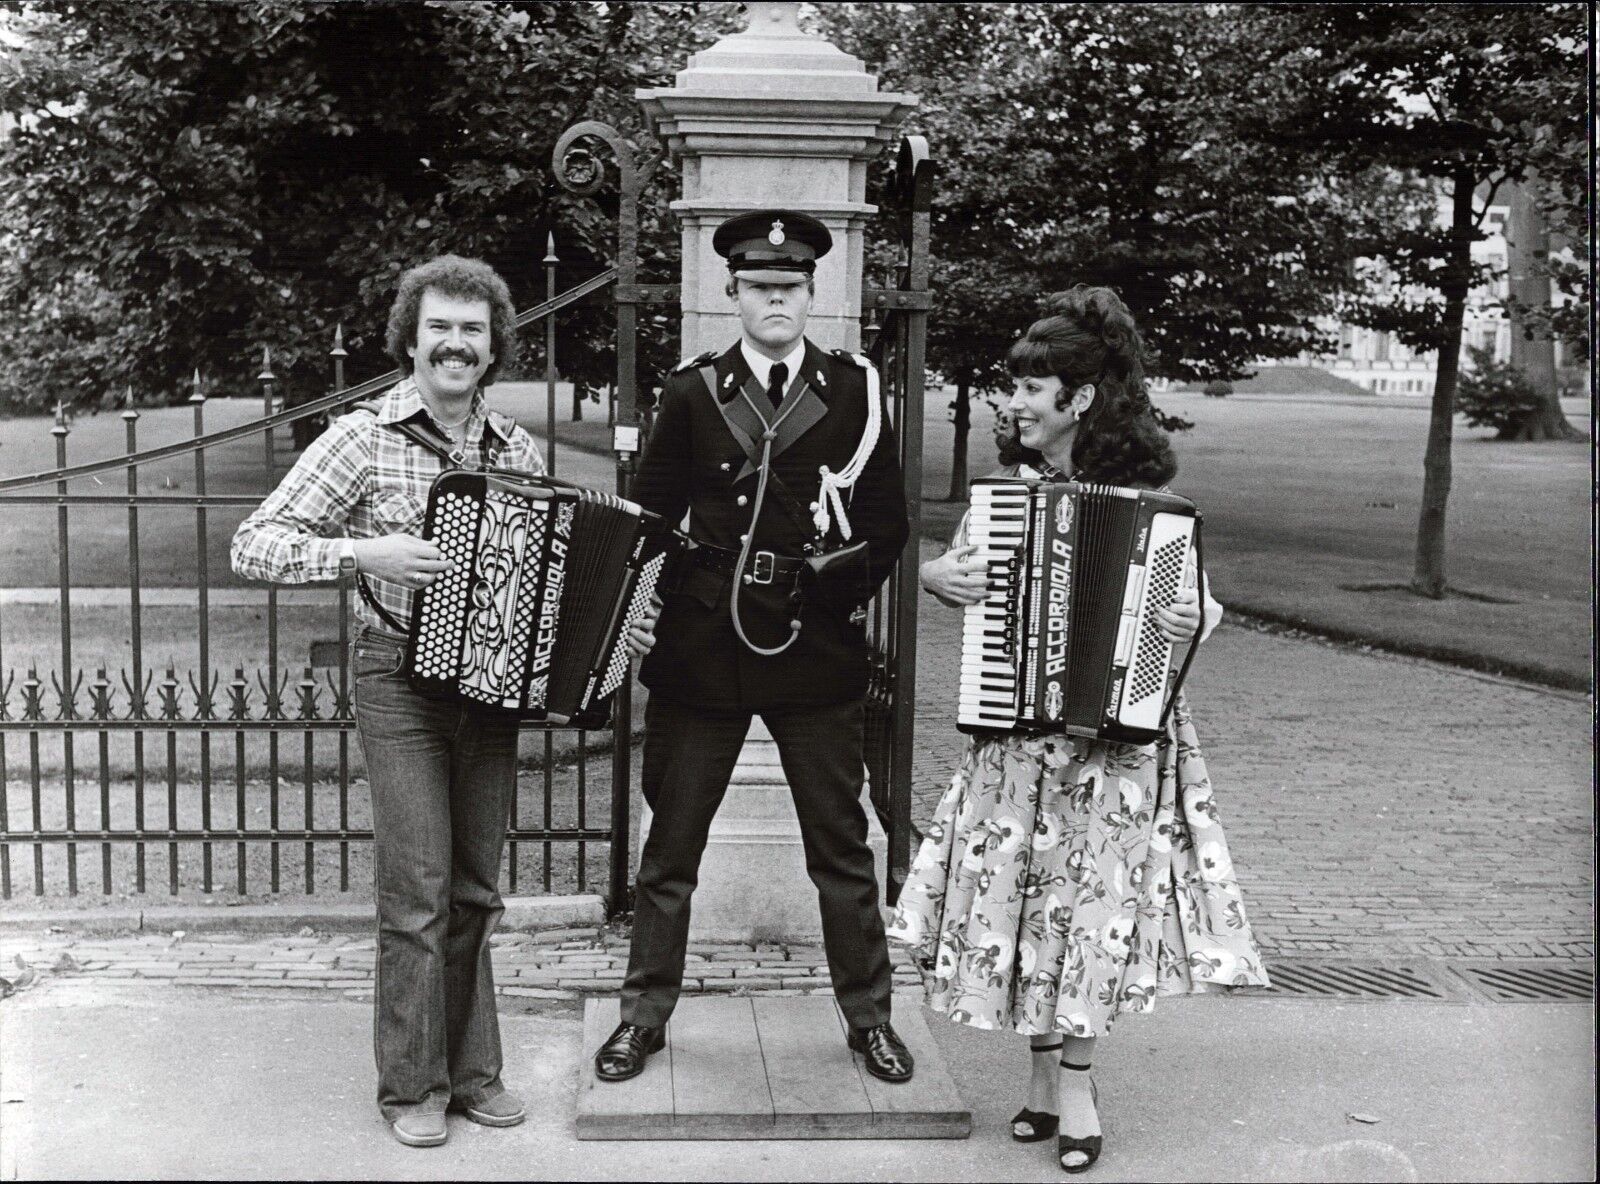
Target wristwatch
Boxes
[338,538,358,579]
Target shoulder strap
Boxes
[352,398,497,468]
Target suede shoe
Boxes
[390,1110,447,1148]
[847,1022,915,1083]
[594,1022,665,1082]
[454,1090,526,1128]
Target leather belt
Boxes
[691,541,806,587]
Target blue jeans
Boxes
[351,626,519,1122]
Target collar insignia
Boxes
[816,368,826,387]
[723,372,734,388]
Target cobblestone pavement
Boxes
[0,545,1588,990]
[0,927,923,1001]
[908,541,1594,962]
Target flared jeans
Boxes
[351,626,518,1122]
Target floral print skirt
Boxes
[887,696,1270,1037]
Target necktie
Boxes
[766,361,788,411]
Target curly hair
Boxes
[996,285,1176,489]
[385,255,517,386]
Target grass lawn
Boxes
[917,389,1591,688]
[0,382,1590,697]
[3,751,619,906]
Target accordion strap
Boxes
[346,399,496,635]
[1158,515,1206,730]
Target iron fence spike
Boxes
[330,323,347,357]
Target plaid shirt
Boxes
[230,377,545,632]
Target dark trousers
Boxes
[351,627,518,1123]
[621,694,892,1031]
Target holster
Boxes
[802,539,872,612]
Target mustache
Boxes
[430,345,478,365]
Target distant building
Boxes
[1259,186,1585,398]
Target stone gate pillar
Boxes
[632,2,915,940]
[638,1,915,355]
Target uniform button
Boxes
[736,495,748,507]
[808,501,819,512]
[739,533,749,544]
[720,462,731,472]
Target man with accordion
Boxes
[592,210,917,1086]
[233,255,658,1148]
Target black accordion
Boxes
[957,478,1205,745]
[406,470,686,727]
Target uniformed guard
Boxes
[594,209,914,1085]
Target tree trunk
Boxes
[1505,177,1582,442]
[572,382,584,422]
[947,380,970,501]
[1412,168,1474,600]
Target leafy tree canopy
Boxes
[815,1,1415,401]
[0,0,735,414]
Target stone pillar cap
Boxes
[667,0,882,97]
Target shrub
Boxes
[1203,379,1234,397]
[1457,345,1543,436]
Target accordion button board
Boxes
[957,477,1200,746]
[406,470,685,727]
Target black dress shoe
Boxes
[847,1022,914,1083]
[594,1022,665,1083]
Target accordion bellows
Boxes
[407,471,684,726]
[958,478,1201,745]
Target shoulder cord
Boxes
[728,385,809,657]
[812,358,881,541]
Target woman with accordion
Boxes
[888,286,1270,1174]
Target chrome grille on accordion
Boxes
[956,477,1204,745]
[406,470,685,726]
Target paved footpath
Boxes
[909,540,1593,962]
[0,926,924,1002]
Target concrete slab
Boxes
[576,996,969,1140]
[0,980,1591,1181]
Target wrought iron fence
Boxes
[0,123,931,913]
[0,123,670,908]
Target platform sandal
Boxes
[1057,1060,1101,1174]
[1010,1040,1064,1142]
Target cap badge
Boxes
[768,219,786,245]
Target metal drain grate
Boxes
[1453,963,1594,1002]
[1262,961,1453,1000]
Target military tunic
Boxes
[618,335,909,1033]
[632,338,909,711]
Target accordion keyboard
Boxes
[957,481,1030,730]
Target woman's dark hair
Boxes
[386,254,518,386]
[996,284,1176,488]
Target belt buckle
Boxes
[750,550,776,585]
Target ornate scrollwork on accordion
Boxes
[957,478,1205,746]
[406,470,686,727]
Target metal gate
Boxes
[0,121,930,913]
[861,137,933,905]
